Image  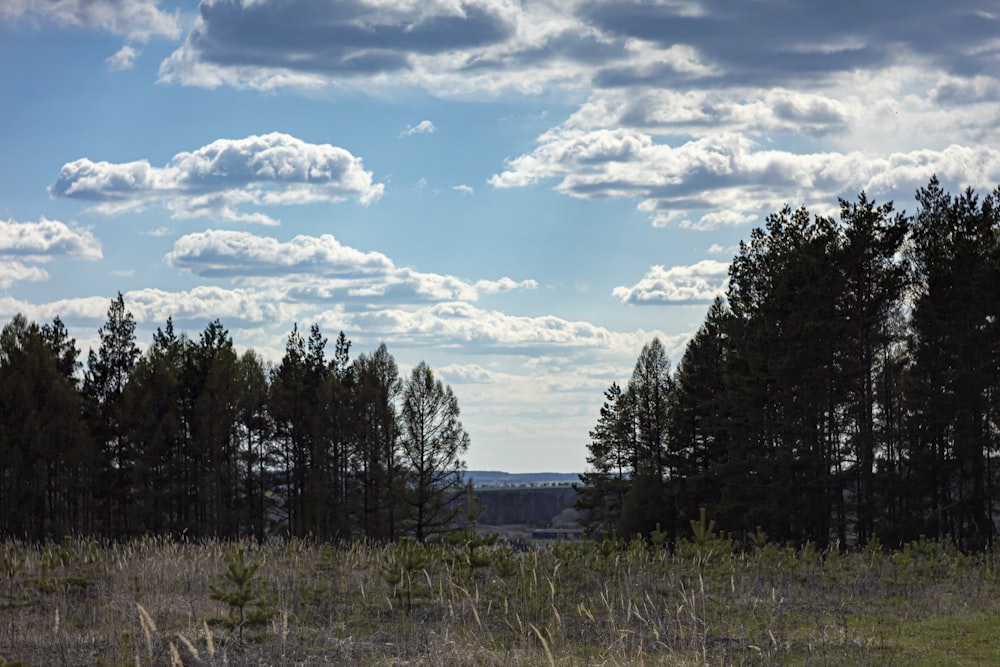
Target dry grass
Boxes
[1,534,999,665]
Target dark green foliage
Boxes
[446,485,499,571]
[4,179,999,555]
[0,315,94,540]
[575,382,633,536]
[382,537,431,613]
[210,545,275,642]
[577,179,1000,551]
[399,362,469,543]
[1,296,471,544]
[84,292,141,538]
[26,537,97,595]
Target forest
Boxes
[3,176,999,553]
[576,177,1000,551]
[0,299,470,543]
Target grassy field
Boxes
[2,529,1000,666]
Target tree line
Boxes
[577,177,1000,551]
[0,301,470,542]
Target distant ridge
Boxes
[466,470,580,488]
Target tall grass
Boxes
[1,533,999,665]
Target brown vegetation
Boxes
[2,531,1000,665]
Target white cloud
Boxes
[344,301,624,350]
[51,133,384,224]
[0,262,49,289]
[106,44,139,71]
[0,218,102,287]
[157,0,588,96]
[1,0,182,41]
[0,286,301,329]
[165,229,537,305]
[123,285,301,326]
[166,229,393,278]
[438,363,497,384]
[491,127,1000,228]
[565,88,853,138]
[453,184,474,194]
[400,120,436,137]
[148,0,1000,240]
[613,260,730,305]
[475,276,538,294]
[0,217,102,261]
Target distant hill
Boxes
[466,470,581,488]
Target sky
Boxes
[2,1,999,473]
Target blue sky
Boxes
[2,0,999,472]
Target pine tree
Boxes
[575,382,634,537]
[121,317,188,534]
[0,316,91,539]
[353,344,402,541]
[670,298,731,530]
[399,362,469,542]
[833,192,909,546]
[905,178,1000,548]
[84,293,140,537]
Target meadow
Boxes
[2,527,1000,666]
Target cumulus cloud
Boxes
[0,286,300,328]
[346,301,619,349]
[123,285,299,325]
[0,218,102,287]
[613,260,729,305]
[147,0,1000,234]
[159,0,524,92]
[565,88,853,138]
[165,229,537,304]
[0,217,102,261]
[166,230,393,278]
[156,0,999,98]
[452,184,474,194]
[50,132,384,224]
[491,128,1000,228]
[0,263,49,289]
[1,0,182,41]
[400,120,436,137]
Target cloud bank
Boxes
[150,1,1000,227]
[166,229,537,304]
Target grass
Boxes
[1,533,999,665]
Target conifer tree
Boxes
[399,362,469,542]
[84,293,140,537]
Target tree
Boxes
[833,192,909,546]
[575,382,634,537]
[905,178,1000,548]
[617,338,676,540]
[399,362,469,542]
[235,350,273,540]
[121,317,188,534]
[353,343,402,541]
[84,293,140,537]
[188,320,241,537]
[670,298,731,529]
[0,315,92,539]
[269,324,309,536]
[724,207,844,546]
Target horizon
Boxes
[3,0,999,473]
